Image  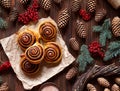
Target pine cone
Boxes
[69,37,80,51]
[115,77,120,85]
[104,88,110,91]
[57,8,70,28]
[111,84,120,91]
[20,0,30,5]
[112,16,120,37]
[87,83,97,91]
[9,7,18,22]
[53,0,62,4]
[97,77,110,87]
[0,82,9,91]
[87,0,96,13]
[71,0,81,12]
[95,8,107,22]
[0,0,11,8]
[40,0,51,11]
[76,21,87,38]
[66,67,78,80]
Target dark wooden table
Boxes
[0,0,120,91]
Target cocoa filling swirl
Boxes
[45,43,61,62]
[22,59,39,74]
[40,22,57,41]
[18,32,36,49]
[26,45,44,61]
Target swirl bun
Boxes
[25,42,45,64]
[44,42,62,64]
[17,29,36,51]
[20,57,40,75]
[39,22,57,42]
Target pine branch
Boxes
[0,18,8,29]
[77,45,94,72]
[104,41,120,61]
[92,19,112,46]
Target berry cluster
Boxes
[18,0,39,24]
[0,61,11,72]
[79,9,91,21]
[89,41,104,58]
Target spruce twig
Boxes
[0,17,8,29]
[76,45,94,72]
[93,19,112,46]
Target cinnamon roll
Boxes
[39,22,57,42]
[44,42,62,64]
[17,29,36,51]
[20,57,40,75]
[25,42,45,64]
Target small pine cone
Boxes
[9,7,18,22]
[97,77,110,87]
[57,8,70,28]
[87,83,97,91]
[53,0,62,4]
[20,0,30,5]
[66,67,78,80]
[112,16,120,37]
[0,0,11,8]
[71,0,81,12]
[40,0,51,11]
[104,88,110,91]
[95,8,107,22]
[111,84,120,91]
[87,0,96,13]
[69,37,80,51]
[0,82,9,91]
[115,77,120,85]
[76,21,87,38]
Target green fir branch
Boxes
[76,45,94,72]
[104,41,120,61]
[92,19,112,46]
[0,17,8,29]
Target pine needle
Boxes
[76,45,94,72]
[92,19,112,46]
[0,17,8,29]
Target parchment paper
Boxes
[0,17,75,90]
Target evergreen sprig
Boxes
[0,17,8,29]
[93,19,112,46]
[104,41,120,61]
[76,45,94,72]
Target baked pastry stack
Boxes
[17,18,62,76]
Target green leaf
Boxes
[108,41,120,51]
[106,30,112,39]
[93,26,103,32]
[99,32,107,46]
[102,18,111,30]
[78,60,87,72]
[0,18,8,29]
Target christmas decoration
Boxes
[93,19,112,46]
[104,88,110,91]
[9,7,18,22]
[0,61,11,72]
[57,8,70,29]
[95,8,107,22]
[76,20,87,38]
[71,0,81,12]
[40,0,51,11]
[69,37,80,51]
[20,0,30,5]
[18,0,39,24]
[0,18,8,29]
[0,0,11,8]
[72,64,120,91]
[87,83,97,91]
[79,9,91,21]
[107,0,120,9]
[104,41,120,61]
[112,16,120,37]
[87,0,96,13]
[53,0,62,4]
[76,45,94,72]
[111,84,120,91]
[65,67,78,80]
[0,82,8,91]
[89,41,104,59]
[97,77,110,87]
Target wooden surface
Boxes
[0,0,120,91]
